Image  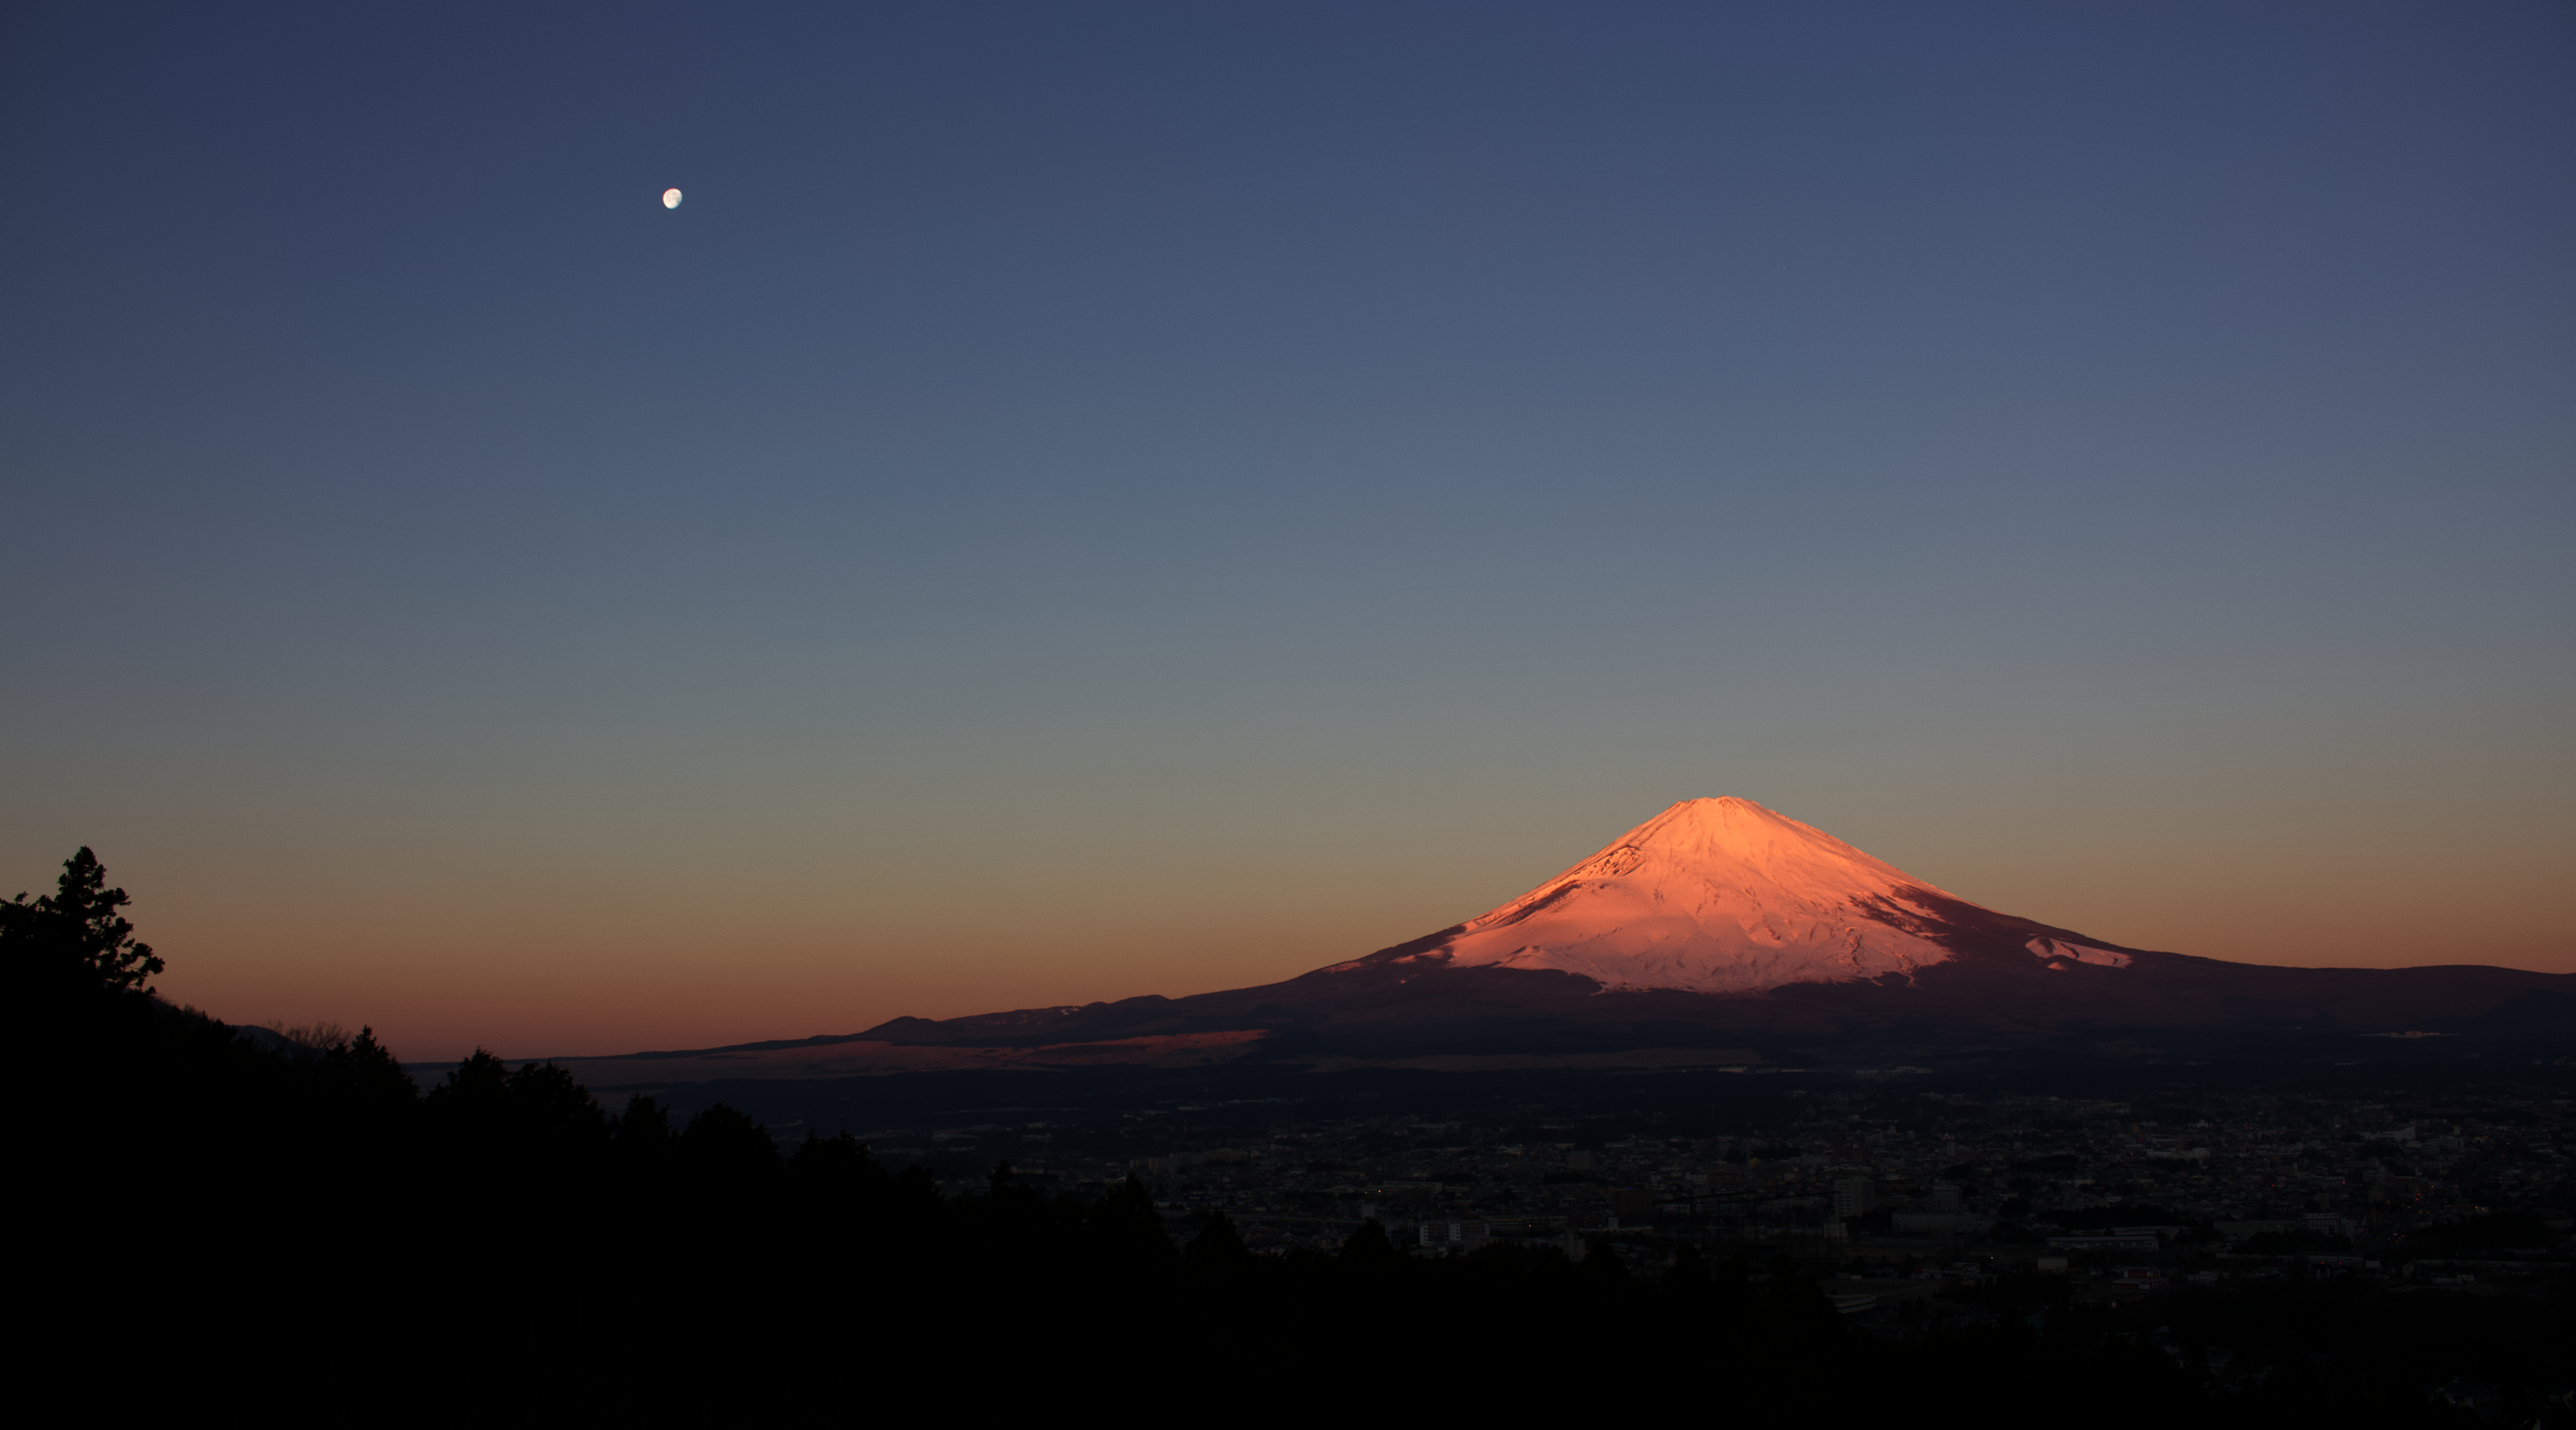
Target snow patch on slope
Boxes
[2028,938,2132,968]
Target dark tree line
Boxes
[15,848,2566,1420]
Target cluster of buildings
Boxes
[882,1076,2572,1285]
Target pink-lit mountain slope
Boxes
[1322,797,2131,993]
[858,798,2575,1060]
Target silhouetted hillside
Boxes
[15,848,2571,1420]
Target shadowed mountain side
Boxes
[621,799,2576,1070]
[851,953,2576,1062]
[846,873,2573,1060]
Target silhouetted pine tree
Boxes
[1,846,164,996]
[1087,1174,1177,1278]
[679,1102,781,1184]
[1339,1216,1400,1268]
[1184,1208,1254,1273]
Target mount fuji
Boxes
[1318,796,2131,994]
[836,797,2572,1065]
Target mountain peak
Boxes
[859,798,2573,1061]
[1621,797,1921,872]
[1398,797,1979,994]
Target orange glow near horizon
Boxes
[7,5,2570,1071]
[50,783,2573,1064]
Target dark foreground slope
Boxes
[33,981,2576,1423]
[16,850,2574,1420]
[8,982,2316,1422]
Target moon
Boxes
[662,188,682,209]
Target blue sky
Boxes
[4,2,2569,1056]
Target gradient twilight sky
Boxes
[4,3,2571,1061]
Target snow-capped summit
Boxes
[852,793,2572,1062]
[1375,797,2034,993]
